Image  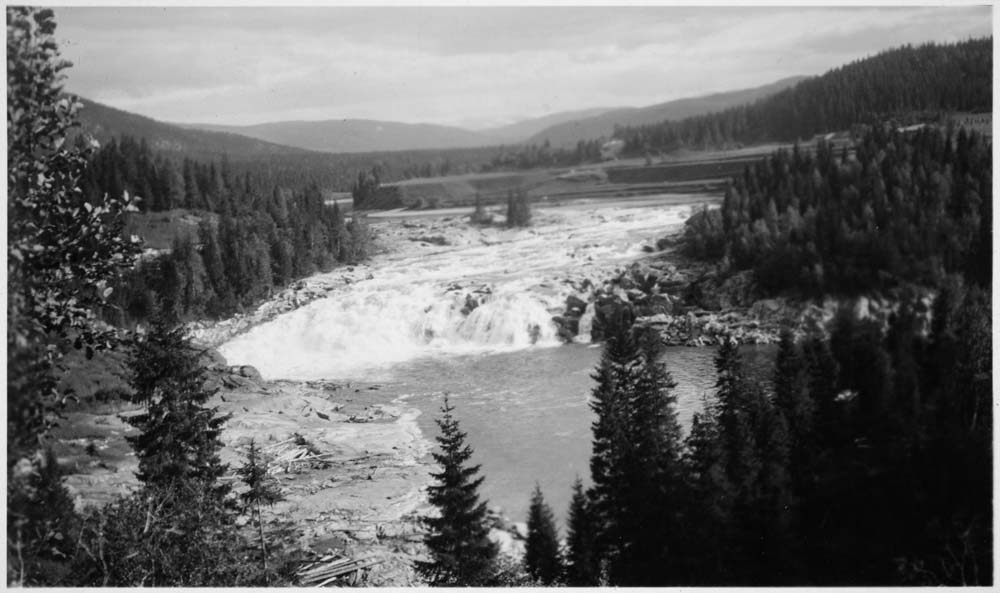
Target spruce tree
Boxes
[773,327,815,493]
[711,338,794,583]
[564,478,599,586]
[124,317,230,496]
[417,396,498,586]
[237,440,284,583]
[587,325,685,585]
[681,398,735,584]
[524,483,562,584]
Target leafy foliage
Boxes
[6,448,79,586]
[417,396,499,586]
[72,483,265,587]
[6,7,140,584]
[6,5,141,463]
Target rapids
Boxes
[219,195,723,522]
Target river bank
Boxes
[55,193,926,585]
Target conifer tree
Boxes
[773,328,815,491]
[237,440,285,584]
[587,325,684,585]
[681,397,735,584]
[417,396,498,586]
[711,338,794,583]
[564,478,599,586]
[524,483,562,584]
[124,317,230,497]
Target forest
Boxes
[78,136,369,324]
[504,292,990,586]
[683,125,992,295]
[614,38,992,154]
[7,6,993,587]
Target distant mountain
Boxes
[525,76,809,148]
[74,99,312,160]
[184,119,499,154]
[478,106,620,143]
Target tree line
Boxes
[614,38,992,154]
[683,125,991,295]
[418,278,989,586]
[105,184,368,325]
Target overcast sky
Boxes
[55,5,992,130]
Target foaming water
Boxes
[216,196,756,522]
[219,199,701,380]
[220,285,563,380]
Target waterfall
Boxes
[217,200,702,381]
[219,284,562,380]
[575,302,596,344]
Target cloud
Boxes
[54,5,992,127]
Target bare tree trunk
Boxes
[256,501,269,584]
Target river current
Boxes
[220,196,730,524]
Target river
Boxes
[219,195,741,526]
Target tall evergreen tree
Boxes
[417,396,498,586]
[587,326,685,585]
[124,317,230,496]
[563,478,599,586]
[524,483,562,585]
[773,327,815,494]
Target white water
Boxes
[219,197,701,380]
[218,196,723,521]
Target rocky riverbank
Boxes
[550,234,933,347]
[56,348,528,586]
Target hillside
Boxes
[614,38,993,153]
[75,98,313,161]
[185,118,499,154]
[479,106,620,143]
[525,76,808,148]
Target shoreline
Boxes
[57,193,721,585]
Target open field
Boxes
[365,138,851,212]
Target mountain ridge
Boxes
[74,98,315,160]
[525,76,810,148]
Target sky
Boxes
[54,4,992,130]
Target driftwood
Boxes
[297,554,384,587]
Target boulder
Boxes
[645,294,675,316]
[197,347,228,369]
[551,316,579,342]
[564,294,588,317]
[222,374,258,390]
[460,294,480,316]
[236,365,263,381]
[591,298,635,342]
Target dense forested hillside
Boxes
[95,156,370,325]
[614,39,992,154]
[683,125,991,295]
[80,131,513,199]
[76,99,312,160]
[526,76,807,148]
